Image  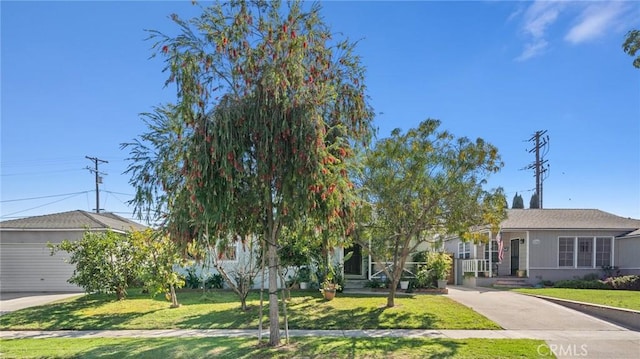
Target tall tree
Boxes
[357,119,506,307]
[529,192,539,209]
[124,0,373,346]
[623,29,640,69]
[512,192,524,209]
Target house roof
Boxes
[0,210,147,232]
[502,209,640,231]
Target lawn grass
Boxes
[0,337,550,358]
[0,289,500,330]
[513,288,640,311]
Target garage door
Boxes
[0,243,81,292]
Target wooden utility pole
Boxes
[524,131,549,208]
[85,156,108,213]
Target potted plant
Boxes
[400,276,410,290]
[426,251,452,289]
[319,277,341,300]
[298,266,312,290]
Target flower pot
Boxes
[400,280,409,290]
[300,282,309,290]
[517,270,526,278]
[322,288,336,301]
[437,279,447,289]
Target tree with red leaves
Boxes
[124,0,373,346]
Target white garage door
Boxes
[0,243,81,292]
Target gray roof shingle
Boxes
[502,209,640,230]
[0,210,147,232]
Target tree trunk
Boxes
[386,279,397,307]
[267,239,280,346]
[116,287,126,301]
[169,284,180,308]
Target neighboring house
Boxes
[0,210,147,292]
[444,209,640,286]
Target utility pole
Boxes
[523,131,549,208]
[85,156,108,213]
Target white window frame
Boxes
[458,242,471,259]
[595,237,613,267]
[557,236,614,268]
[558,237,574,267]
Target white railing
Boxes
[462,259,490,277]
[369,261,427,280]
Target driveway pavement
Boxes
[0,292,83,315]
[447,286,640,359]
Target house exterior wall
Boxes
[615,237,640,275]
[176,240,345,289]
[0,230,85,292]
[525,229,630,282]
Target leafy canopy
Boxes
[357,119,506,306]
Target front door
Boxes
[344,244,362,276]
[510,239,520,276]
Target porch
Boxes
[458,258,531,288]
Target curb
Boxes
[527,294,640,331]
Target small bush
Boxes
[601,265,621,278]
[553,279,611,289]
[603,275,640,291]
[205,273,224,289]
[364,278,385,288]
[582,273,600,281]
[184,266,202,289]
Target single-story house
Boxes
[0,210,147,292]
[444,208,640,286]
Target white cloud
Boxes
[522,1,564,39]
[513,0,635,61]
[565,2,628,44]
[516,39,548,62]
[515,0,567,61]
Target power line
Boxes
[0,191,92,203]
[0,192,87,218]
[1,169,85,177]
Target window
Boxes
[558,237,574,267]
[458,242,470,259]
[577,237,593,267]
[484,241,499,262]
[595,237,612,267]
[558,236,613,268]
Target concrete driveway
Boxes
[0,292,83,315]
[447,286,640,359]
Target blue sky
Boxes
[2,0,639,223]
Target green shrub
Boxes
[601,265,621,278]
[205,273,224,289]
[582,273,600,281]
[184,266,202,289]
[553,279,611,289]
[364,278,385,288]
[603,275,640,291]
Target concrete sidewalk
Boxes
[446,286,640,358]
[2,328,640,341]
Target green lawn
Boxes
[0,290,500,330]
[0,337,550,359]
[513,288,640,311]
